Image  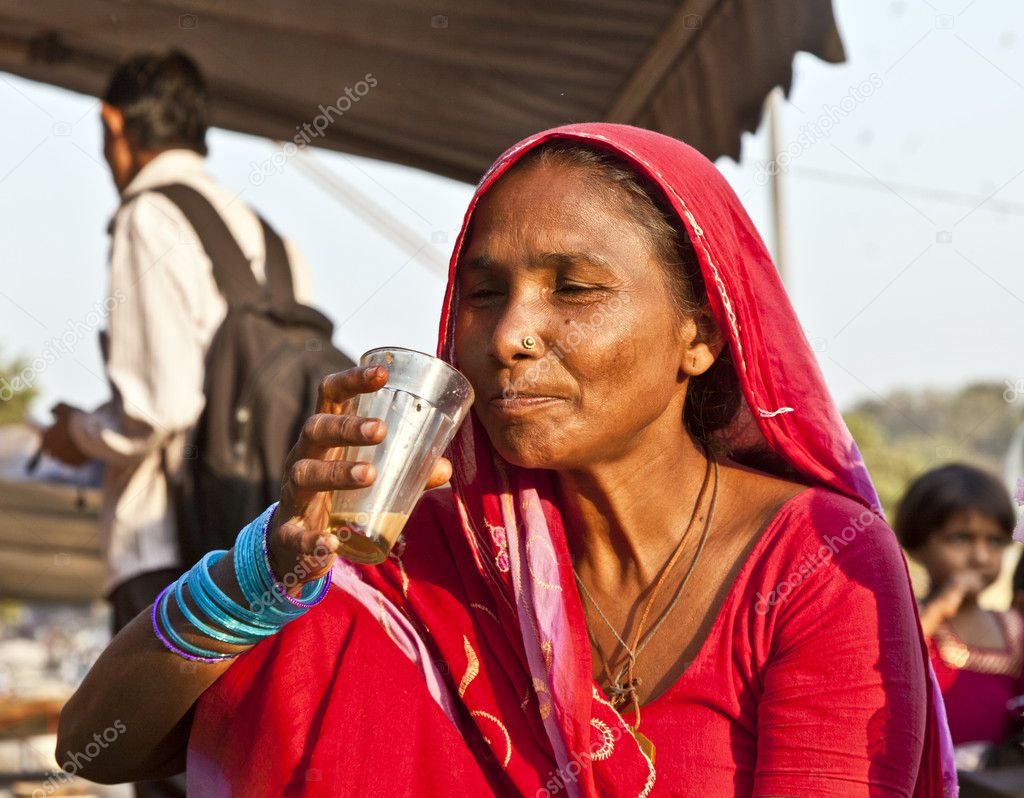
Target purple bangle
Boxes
[151,584,235,664]
[260,502,332,609]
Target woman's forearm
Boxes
[56,366,435,784]
[56,551,251,783]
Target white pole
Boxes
[283,144,449,277]
[766,86,788,286]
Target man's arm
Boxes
[68,193,211,466]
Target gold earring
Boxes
[522,336,537,350]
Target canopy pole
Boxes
[282,144,448,277]
[766,86,788,286]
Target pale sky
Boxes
[1,0,1022,423]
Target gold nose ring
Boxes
[522,336,537,350]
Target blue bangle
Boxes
[173,573,264,646]
[157,581,238,661]
[153,504,332,663]
[259,505,331,609]
[152,585,227,664]
[234,503,330,618]
[189,551,279,635]
[234,506,306,621]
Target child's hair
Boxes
[894,463,1015,550]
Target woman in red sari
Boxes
[58,124,956,796]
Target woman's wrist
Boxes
[234,503,331,613]
[151,504,330,663]
[266,504,290,583]
[266,503,338,594]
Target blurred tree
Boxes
[843,382,1022,518]
[0,352,37,425]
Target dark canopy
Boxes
[0,0,844,183]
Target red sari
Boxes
[187,124,957,796]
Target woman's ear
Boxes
[680,311,724,377]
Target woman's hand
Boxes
[919,571,987,637]
[267,365,453,585]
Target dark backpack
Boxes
[147,184,354,567]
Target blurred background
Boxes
[0,0,1021,794]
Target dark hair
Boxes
[103,49,208,155]
[894,463,1015,550]
[504,141,743,449]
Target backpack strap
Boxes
[141,183,265,306]
[259,217,296,304]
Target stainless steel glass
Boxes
[328,347,474,564]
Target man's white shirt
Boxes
[69,149,313,593]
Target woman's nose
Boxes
[489,294,548,366]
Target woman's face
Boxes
[453,161,705,471]
[913,509,1010,592]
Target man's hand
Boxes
[41,403,91,466]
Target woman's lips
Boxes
[487,394,565,416]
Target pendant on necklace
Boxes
[607,674,641,711]
[610,673,656,764]
[632,728,656,764]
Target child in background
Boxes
[896,463,1023,759]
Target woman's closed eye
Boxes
[463,282,605,305]
[557,282,595,294]
[463,285,506,305]
[555,282,607,301]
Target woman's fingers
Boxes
[953,570,986,595]
[299,413,386,459]
[290,458,377,493]
[316,365,389,413]
[287,455,449,517]
[426,456,453,489]
[280,519,340,557]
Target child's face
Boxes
[913,509,1011,592]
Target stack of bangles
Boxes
[152,502,331,663]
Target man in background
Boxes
[42,49,313,796]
